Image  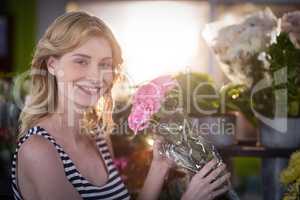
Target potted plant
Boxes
[203,9,300,200]
[253,32,300,148]
[252,30,300,200]
[203,7,300,148]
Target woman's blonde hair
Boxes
[18,11,123,139]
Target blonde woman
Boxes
[11,12,230,200]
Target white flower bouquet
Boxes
[202,8,278,87]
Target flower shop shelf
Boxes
[218,144,297,200]
[218,145,297,158]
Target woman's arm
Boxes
[138,139,173,200]
[138,160,169,200]
[106,135,168,199]
[17,135,81,200]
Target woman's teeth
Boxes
[76,85,100,95]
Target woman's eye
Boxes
[75,59,88,66]
[99,63,113,69]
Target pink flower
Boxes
[133,83,163,104]
[128,107,151,134]
[136,81,162,96]
[128,75,178,134]
[133,75,177,102]
[113,157,128,171]
[134,97,161,114]
[113,157,128,181]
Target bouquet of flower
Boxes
[202,8,278,88]
[128,75,240,200]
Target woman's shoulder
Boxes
[15,129,82,199]
[17,132,62,170]
[17,125,55,156]
[16,130,69,190]
[16,125,63,172]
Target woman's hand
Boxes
[138,137,175,200]
[152,138,175,171]
[182,159,231,200]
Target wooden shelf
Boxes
[218,145,297,158]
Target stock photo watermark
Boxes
[9,66,289,133]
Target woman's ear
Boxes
[46,56,58,76]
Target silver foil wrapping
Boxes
[156,117,240,200]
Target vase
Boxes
[262,158,288,200]
[260,118,300,200]
[231,111,258,144]
[260,117,300,148]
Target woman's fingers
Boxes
[209,172,231,191]
[153,138,161,148]
[183,160,232,200]
[211,185,230,199]
[152,138,176,168]
[153,135,164,142]
[153,137,165,152]
[205,163,226,183]
[196,159,218,179]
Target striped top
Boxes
[11,126,130,200]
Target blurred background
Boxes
[1,0,300,200]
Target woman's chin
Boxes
[69,95,100,110]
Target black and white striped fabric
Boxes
[11,126,130,200]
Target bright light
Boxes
[76,1,210,84]
[146,137,154,146]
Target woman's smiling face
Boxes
[47,36,114,109]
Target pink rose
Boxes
[133,75,177,111]
[133,97,161,114]
[128,75,178,134]
[133,83,163,103]
[128,107,151,134]
[132,82,165,115]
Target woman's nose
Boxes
[87,64,101,80]
[86,64,112,86]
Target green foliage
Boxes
[174,72,219,117]
[7,0,37,73]
[162,72,256,126]
[254,33,300,117]
[233,157,261,178]
[220,84,257,126]
[269,33,300,117]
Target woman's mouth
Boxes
[75,84,101,96]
